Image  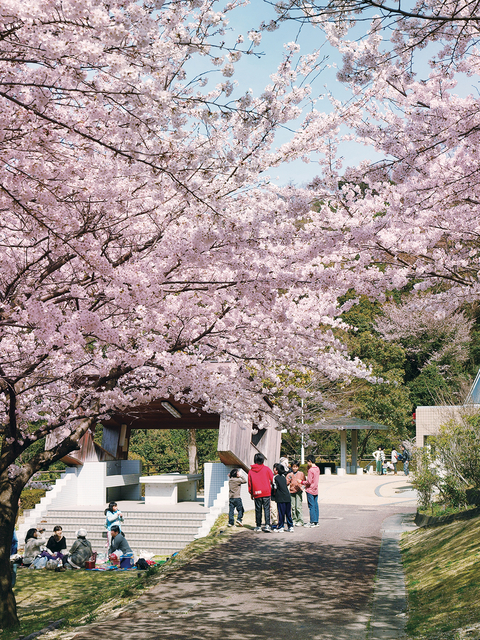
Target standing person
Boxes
[273,463,294,533]
[228,468,246,527]
[401,445,411,476]
[287,460,305,526]
[303,455,320,528]
[270,473,278,529]
[248,453,274,533]
[373,446,385,475]
[391,447,399,475]
[11,498,21,586]
[273,456,291,526]
[11,528,18,587]
[105,501,124,548]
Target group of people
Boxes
[20,525,91,572]
[104,501,133,560]
[228,453,320,532]
[372,445,411,476]
[11,500,133,582]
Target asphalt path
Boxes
[68,475,417,640]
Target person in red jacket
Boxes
[248,453,274,532]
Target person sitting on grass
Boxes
[23,528,47,566]
[63,528,93,570]
[46,525,67,560]
[108,524,132,561]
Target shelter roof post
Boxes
[351,429,358,472]
[340,429,347,471]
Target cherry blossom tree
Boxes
[267,0,480,310]
[0,0,374,626]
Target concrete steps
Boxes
[39,508,208,556]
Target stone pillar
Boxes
[340,429,347,471]
[351,429,358,473]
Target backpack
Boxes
[135,558,149,570]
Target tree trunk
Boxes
[188,429,198,475]
[0,474,22,628]
[359,430,374,459]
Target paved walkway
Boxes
[62,475,418,640]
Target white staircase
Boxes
[38,508,208,556]
[17,462,246,555]
[18,469,78,543]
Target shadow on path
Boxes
[70,504,415,640]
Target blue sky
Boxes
[186,1,477,186]
[185,0,384,186]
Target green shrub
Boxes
[20,488,46,514]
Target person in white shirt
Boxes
[372,446,385,475]
[391,448,399,475]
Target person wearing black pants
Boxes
[272,463,294,533]
[248,453,274,533]
[228,468,246,526]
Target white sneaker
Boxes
[274,527,284,533]
[287,527,294,532]
[254,526,262,532]
[263,525,272,533]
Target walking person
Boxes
[273,463,294,533]
[228,468,246,527]
[302,455,320,527]
[248,453,274,533]
[105,501,124,548]
[287,460,305,526]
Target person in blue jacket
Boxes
[105,501,124,547]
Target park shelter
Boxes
[310,417,390,473]
[416,367,480,446]
[46,396,281,473]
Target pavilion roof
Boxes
[310,417,390,430]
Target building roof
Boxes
[310,417,390,431]
[465,368,480,404]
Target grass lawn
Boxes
[4,511,253,639]
[401,514,480,639]
[5,567,149,639]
